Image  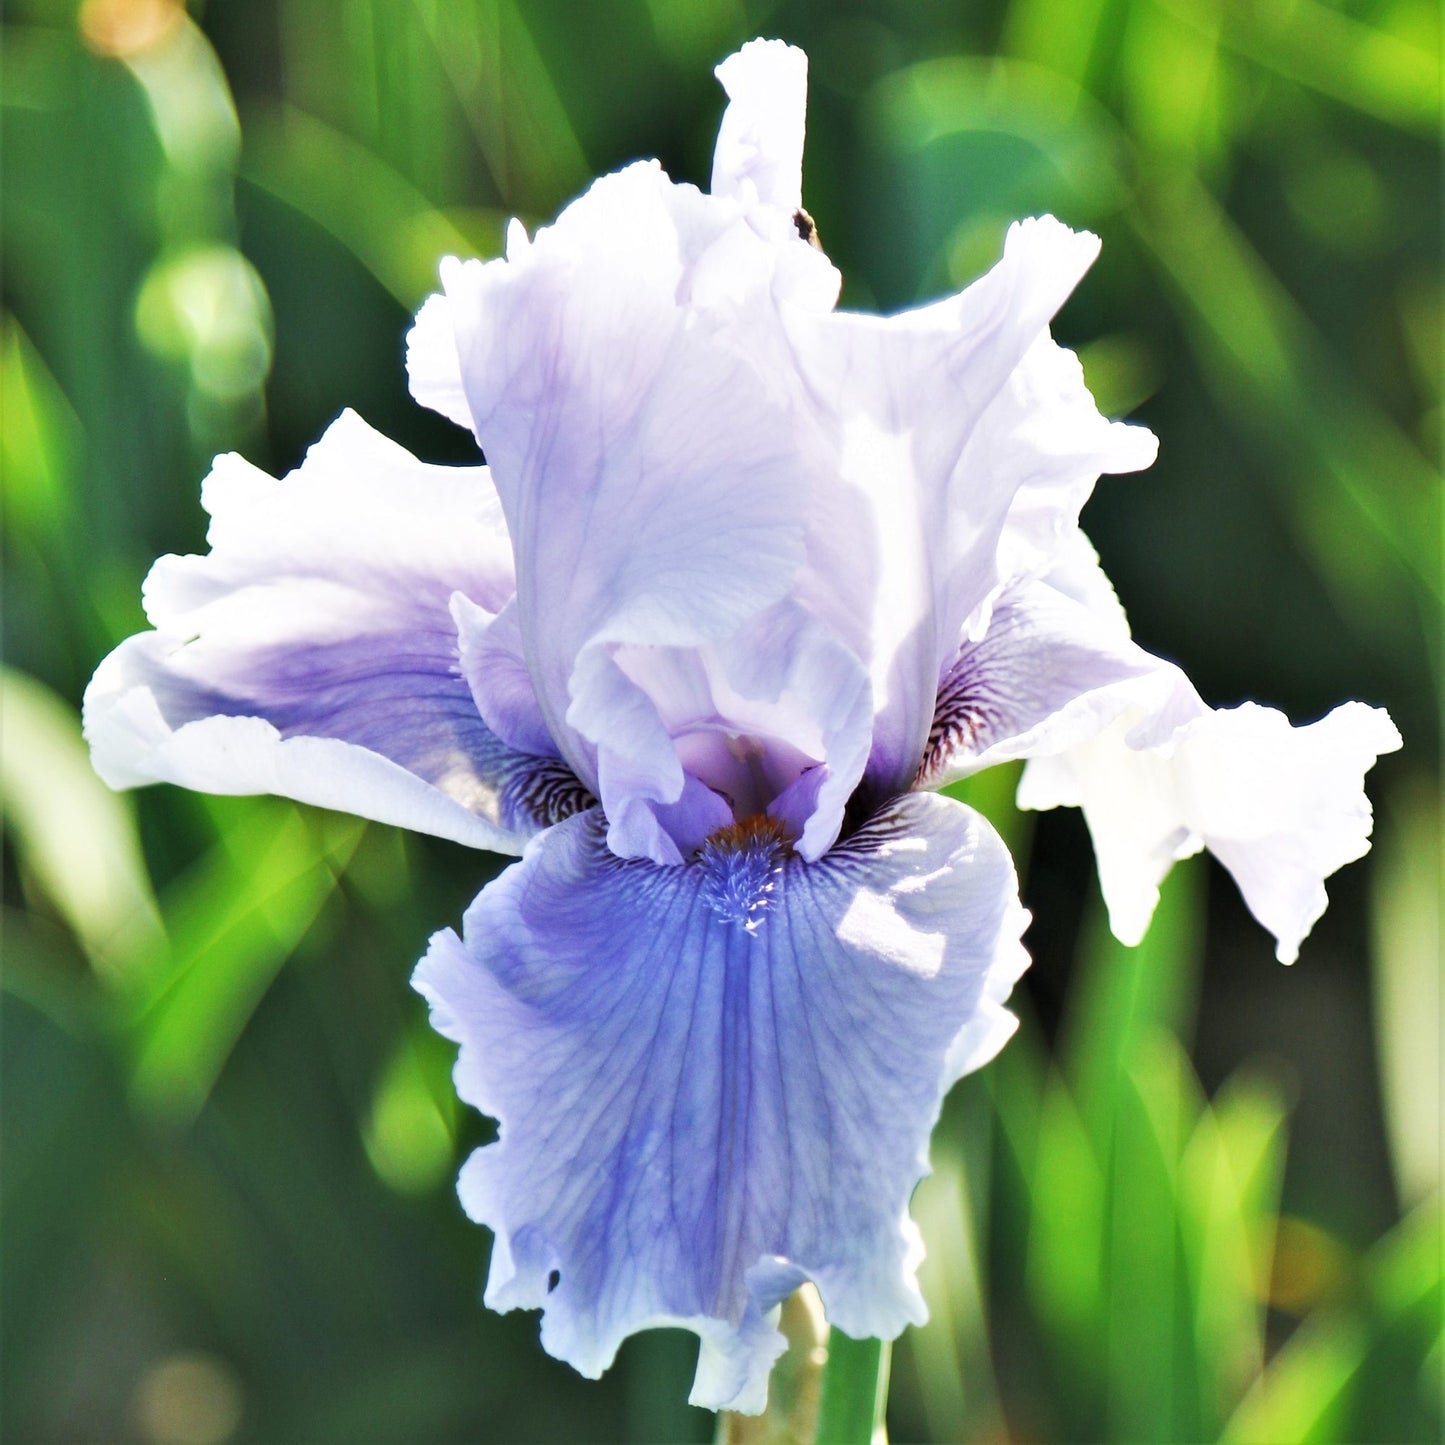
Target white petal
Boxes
[436,164,820,834]
[1019,669,1402,961]
[711,39,808,214]
[1028,528,1134,638]
[781,216,1114,794]
[1173,700,1402,962]
[405,290,474,431]
[1017,671,1206,945]
[84,412,578,850]
[993,337,1157,583]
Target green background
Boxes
[3,0,1439,1440]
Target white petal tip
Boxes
[1007,214,1101,268]
[710,38,808,212]
[714,38,807,92]
[505,218,531,259]
[406,289,472,429]
[1112,422,1159,472]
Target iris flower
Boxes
[85,40,1399,1414]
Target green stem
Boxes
[814,1332,891,1445]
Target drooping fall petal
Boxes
[414,792,1028,1412]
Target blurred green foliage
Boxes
[2,0,1439,1441]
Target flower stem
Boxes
[814,1332,890,1444]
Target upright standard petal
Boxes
[432,166,822,856]
[406,61,1142,865]
[710,39,807,214]
[413,793,1029,1413]
[706,38,841,312]
[1018,672,1401,961]
[780,218,1143,802]
[85,411,588,850]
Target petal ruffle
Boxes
[413,792,1029,1412]
[84,411,583,849]
[1184,703,1402,960]
[992,338,1158,583]
[1018,672,1401,962]
[780,218,1148,800]
[405,291,474,432]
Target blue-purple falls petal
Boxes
[413,792,1029,1413]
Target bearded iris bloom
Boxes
[84,38,1399,1415]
